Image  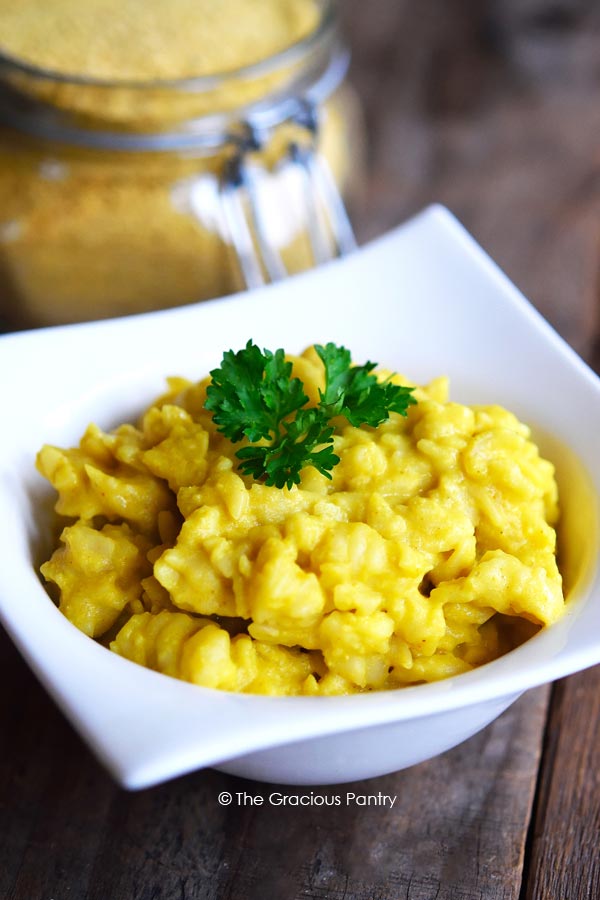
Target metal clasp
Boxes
[219,99,357,290]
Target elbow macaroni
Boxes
[37,346,564,695]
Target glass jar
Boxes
[0,0,363,328]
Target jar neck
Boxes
[0,7,348,153]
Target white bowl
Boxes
[1,205,599,789]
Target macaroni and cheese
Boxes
[37,346,564,695]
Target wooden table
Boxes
[2,2,599,897]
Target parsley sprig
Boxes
[204,341,416,489]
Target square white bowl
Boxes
[1,205,599,789]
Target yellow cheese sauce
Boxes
[36,347,566,696]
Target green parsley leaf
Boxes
[237,408,338,489]
[205,340,307,443]
[204,340,416,487]
[315,342,417,427]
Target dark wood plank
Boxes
[0,628,118,900]
[523,667,600,900]
[0,626,550,900]
[520,342,600,900]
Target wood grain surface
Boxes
[2,2,600,898]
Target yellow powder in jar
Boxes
[0,0,320,81]
[0,0,362,327]
[0,0,324,124]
